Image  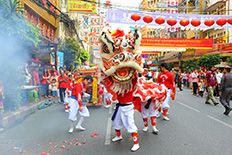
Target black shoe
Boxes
[223,106,232,115]
[214,102,219,106]
[205,101,211,104]
[180,89,183,91]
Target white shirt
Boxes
[155,71,159,78]
[216,72,222,84]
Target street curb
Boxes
[1,100,46,128]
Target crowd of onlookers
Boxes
[24,64,73,103]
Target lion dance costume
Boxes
[98,27,167,152]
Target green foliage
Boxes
[79,49,90,63]
[167,63,174,71]
[197,54,221,69]
[89,63,96,67]
[182,59,197,72]
[0,0,40,47]
[226,56,232,64]
[59,38,90,70]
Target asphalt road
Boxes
[0,88,232,155]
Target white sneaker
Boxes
[65,109,69,113]
[143,126,148,132]
[75,125,86,131]
[163,116,170,121]
[104,105,110,109]
[131,144,140,152]
[68,128,74,133]
[152,126,159,134]
[156,112,162,118]
[112,136,123,142]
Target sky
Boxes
[108,0,142,32]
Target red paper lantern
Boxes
[180,19,190,27]
[155,17,165,25]
[228,17,232,25]
[143,15,153,23]
[167,18,177,26]
[191,19,201,27]
[131,14,141,21]
[216,18,227,26]
[204,18,215,26]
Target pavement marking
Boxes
[207,115,232,129]
[176,101,200,113]
[105,104,113,145]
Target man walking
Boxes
[205,66,219,105]
[156,63,176,121]
[215,69,222,98]
[219,67,232,115]
[190,69,198,96]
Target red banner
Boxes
[196,43,232,55]
[140,38,213,49]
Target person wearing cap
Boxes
[219,66,232,115]
[205,66,219,105]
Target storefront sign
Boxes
[140,38,213,49]
[67,0,97,13]
[196,43,232,55]
[57,51,64,68]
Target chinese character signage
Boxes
[67,0,97,13]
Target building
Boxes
[20,0,60,69]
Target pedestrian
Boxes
[154,69,159,82]
[186,71,190,88]
[42,68,50,98]
[156,63,176,121]
[215,69,222,98]
[51,79,58,103]
[219,67,232,115]
[178,70,183,91]
[58,70,67,103]
[198,79,205,97]
[68,75,93,133]
[50,65,58,76]
[50,71,60,102]
[182,71,187,88]
[205,66,219,105]
[190,69,198,96]
[32,67,41,98]
[64,75,73,112]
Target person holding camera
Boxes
[205,66,219,105]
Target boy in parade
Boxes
[68,75,93,133]
[156,63,176,121]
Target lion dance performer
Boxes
[98,27,167,151]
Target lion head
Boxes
[99,27,143,85]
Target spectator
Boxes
[205,66,219,105]
[32,67,41,98]
[215,69,222,98]
[190,69,198,96]
[25,68,32,85]
[59,67,63,76]
[155,69,159,82]
[219,67,232,115]
[186,71,190,88]
[198,79,205,97]
[182,71,187,88]
[178,71,183,91]
[58,70,67,103]
[50,70,60,102]
[42,68,50,98]
[50,65,58,76]
[51,79,58,103]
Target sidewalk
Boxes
[0,99,47,129]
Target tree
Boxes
[167,63,174,71]
[182,59,197,72]
[0,0,40,111]
[197,54,221,69]
[226,56,232,64]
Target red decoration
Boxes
[131,14,141,21]
[204,18,215,27]
[191,19,201,27]
[179,19,190,27]
[155,17,165,25]
[143,15,153,23]
[228,17,232,25]
[167,18,177,26]
[216,18,227,26]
